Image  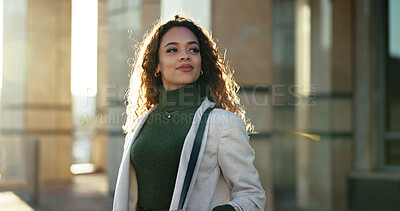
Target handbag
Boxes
[176,107,215,210]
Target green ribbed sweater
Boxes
[130,82,235,211]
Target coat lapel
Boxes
[169,98,215,210]
[124,105,158,156]
[113,105,158,211]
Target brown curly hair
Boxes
[123,15,254,134]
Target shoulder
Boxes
[210,108,237,117]
[125,130,135,141]
[209,108,245,129]
[131,105,158,129]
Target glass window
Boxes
[383,0,400,168]
[387,0,400,132]
[386,140,400,166]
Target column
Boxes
[1,0,73,184]
[295,0,353,209]
[353,0,380,172]
[271,0,296,193]
[92,0,109,172]
[104,0,161,195]
[213,0,273,210]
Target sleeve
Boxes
[217,114,266,211]
[212,204,236,211]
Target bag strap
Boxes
[178,107,215,209]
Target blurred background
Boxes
[0,0,399,210]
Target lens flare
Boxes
[280,128,320,141]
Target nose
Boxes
[179,52,191,61]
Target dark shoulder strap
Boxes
[178,107,215,209]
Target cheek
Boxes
[157,60,167,72]
[195,55,202,67]
[159,57,175,69]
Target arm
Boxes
[217,114,266,211]
[213,204,235,211]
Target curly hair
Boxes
[123,15,255,134]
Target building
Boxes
[0,0,399,210]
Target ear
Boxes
[156,64,161,73]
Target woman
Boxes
[114,15,266,211]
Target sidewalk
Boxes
[9,173,113,211]
[0,192,34,211]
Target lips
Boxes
[177,64,193,72]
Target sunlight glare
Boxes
[161,0,211,30]
[0,0,3,90]
[70,163,96,174]
[71,0,98,97]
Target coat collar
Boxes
[128,97,215,147]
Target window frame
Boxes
[378,0,400,171]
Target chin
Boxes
[179,76,199,84]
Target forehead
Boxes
[160,27,198,45]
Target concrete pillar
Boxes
[353,0,380,172]
[105,0,160,195]
[92,0,109,173]
[295,0,353,209]
[160,0,211,30]
[1,0,73,184]
[142,0,161,34]
[212,1,273,210]
[271,0,296,192]
[348,1,398,210]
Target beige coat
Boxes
[113,98,266,211]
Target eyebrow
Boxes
[163,41,199,48]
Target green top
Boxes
[130,81,235,211]
[130,82,203,209]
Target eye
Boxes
[189,47,200,53]
[166,47,178,53]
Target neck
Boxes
[158,81,202,110]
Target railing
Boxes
[0,137,26,188]
[0,138,40,206]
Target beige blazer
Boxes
[113,98,266,211]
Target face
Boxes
[157,27,201,91]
